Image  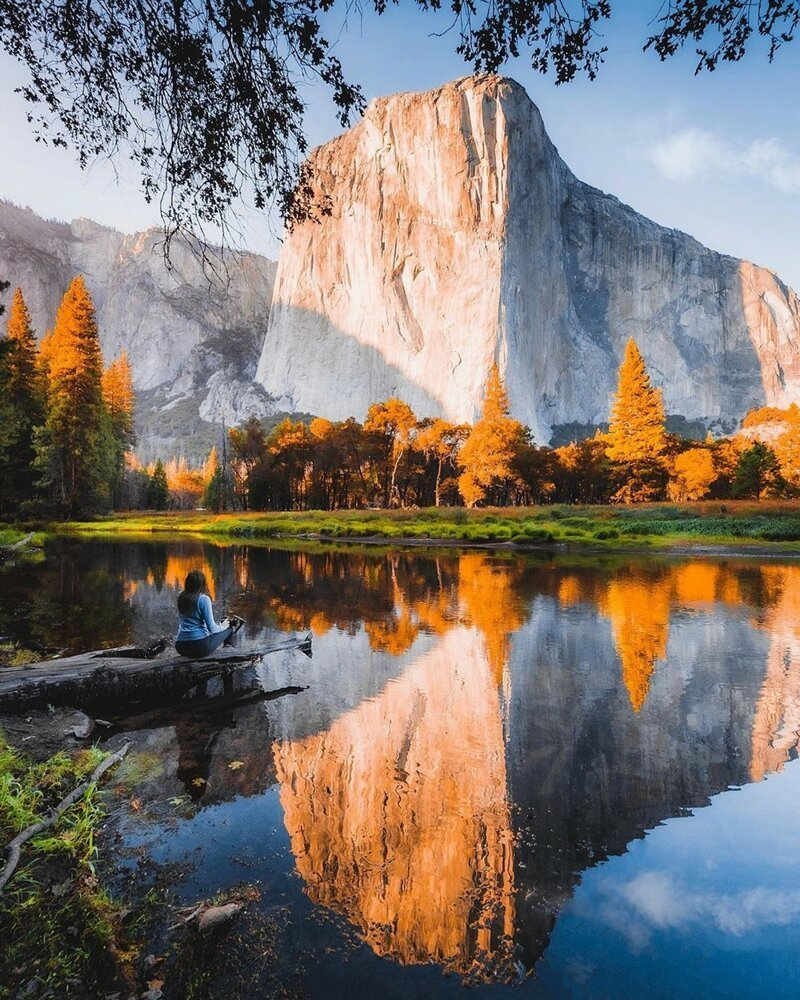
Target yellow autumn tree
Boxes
[202,445,219,486]
[35,276,110,514]
[605,338,668,502]
[766,405,800,492]
[668,447,716,501]
[364,398,417,507]
[415,418,467,506]
[102,351,136,507]
[457,365,524,508]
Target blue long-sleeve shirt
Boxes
[176,594,224,642]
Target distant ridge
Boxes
[0,200,277,461]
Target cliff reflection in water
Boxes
[274,625,516,980]
[261,552,800,980]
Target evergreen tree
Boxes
[457,365,523,507]
[0,288,46,512]
[203,466,227,513]
[146,459,169,509]
[102,352,136,508]
[733,443,782,499]
[34,276,110,514]
[605,338,668,502]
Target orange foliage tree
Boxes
[364,398,418,507]
[553,437,612,504]
[457,366,523,507]
[34,276,110,513]
[415,418,467,506]
[165,457,204,509]
[668,447,716,501]
[776,423,800,494]
[605,338,668,502]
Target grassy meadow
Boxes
[14,501,800,551]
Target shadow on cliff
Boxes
[260,303,449,421]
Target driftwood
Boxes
[0,635,312,713]
[0,741,131,893]
[8,532,34,551]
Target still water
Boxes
[3,539,800,997]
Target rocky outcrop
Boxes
[0,201,277,461]
[257,75,800,441]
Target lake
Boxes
[3,538,800,997]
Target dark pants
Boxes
[175,626,233,659]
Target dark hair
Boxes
[177,569,207,614]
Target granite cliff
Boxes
[0,200,277,461]
[257,75,800,442]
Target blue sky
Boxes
[1,3,798,287]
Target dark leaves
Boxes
[0,0,796,253]
[646,1,800,72]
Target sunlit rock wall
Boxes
[258,76,800,441]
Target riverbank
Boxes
[16,501,800,552]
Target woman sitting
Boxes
[175,569,242,658]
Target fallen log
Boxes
[8,532,34,550]
[0,740,131,893]
[0,635,312,713]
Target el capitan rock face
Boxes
[257,75,800,441]
[0,200,277,461]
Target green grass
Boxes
[15,501,800,552]
[0,527,48,568]
[0,737,140,994]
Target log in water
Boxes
[0,634,312,712]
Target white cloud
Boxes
[648,128,800,193]
[600,870,800,947]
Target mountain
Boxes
[256,75,800,443]
[0,200,277,462]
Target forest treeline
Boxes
[196,340,800,512]
[2,281,800,515]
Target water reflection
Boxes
[274,626,516,980]
[4,541,800,988]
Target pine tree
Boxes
[733,442,782,499]
[605,338,668,502]
[203,466,227,513]
[0,288,46,512]
[146,459,169,509]
[34,276,110,514]
[202,445,219,486]
[457,365,523,507]
[102,352,136,508]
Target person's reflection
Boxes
[175,676,236,802]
